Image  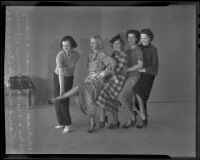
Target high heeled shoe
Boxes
[136,119,148,129]
[88,123,96,133]
[122,119,137,129]
[99,116,108,128]
[107,121,120,129]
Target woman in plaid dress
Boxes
[96,34,128,129]
[50,35,116,133]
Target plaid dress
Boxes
[75,51,116,116]
[96,50,128,113]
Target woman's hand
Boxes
[138,68,146,72]
[99,71,105,78]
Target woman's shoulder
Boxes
[71,50,80,58]
[136,45,143,52]
[72,50,79,55]
[149,44,157,51]
[56,50,64,59]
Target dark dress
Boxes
[133,43,158,110]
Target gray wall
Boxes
[5,5,196,104]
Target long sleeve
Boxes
[145,47,158,76]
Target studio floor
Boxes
[4,95,196,157]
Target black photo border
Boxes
[1,1,199,160]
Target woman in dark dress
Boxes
[53,36,80,134]
[133,28,159,128]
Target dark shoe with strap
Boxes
[99,116,108,128]
[108,121,120,129]
[122,119,137,129]
[88,123,96,133]
[136,119,148,129]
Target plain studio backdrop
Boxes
[4,5,196,105]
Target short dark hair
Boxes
[126,29,140,44]
[60,36,77,48]
[140,28,154,41]
[109,34,124,45]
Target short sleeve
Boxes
[56,52,64,68]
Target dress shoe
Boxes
[55,125,64,129]
[99,116,108,128]
[122,120,137,129]
[136,119,148,129]
[108,121,120,129]
[63,126,71,134]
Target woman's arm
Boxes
[127,60,143,72]
[56,53,65,96]
[144,48,158,75]
[127,47,143,72]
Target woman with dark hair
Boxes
[117,29,145,129]
[50,35,116,133]
[53,35,80,134]
[133,28,159,128]
[96,34,128,129]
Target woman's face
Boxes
[90,38,99,51]
[62,40,71,53]
[128,33,137,46]
[140,34,151,46]
[112,40,122,52]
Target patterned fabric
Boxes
[75,51,116,116]
[96,50,128,113]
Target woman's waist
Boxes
[55,67,75,76]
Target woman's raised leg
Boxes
[50,86,79,103]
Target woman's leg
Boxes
[135,94,148,128]
[100,107,106,122]
[113,111,118,124]
[60,76,74,130]
[117,77,139,128]
[53,73,62,126]
[51,86,79,103]
[117,81,136,122]
[88,114,96,133]
[135,94,146,120]
[99,107,108,128]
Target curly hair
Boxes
[109,34,124,45]
[126,29,140,44]
[90,35,104,49]
[60,35,77,48]
[140,28,154,41]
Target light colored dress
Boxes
[76,50,116,116]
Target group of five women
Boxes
[49,28,158,134]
